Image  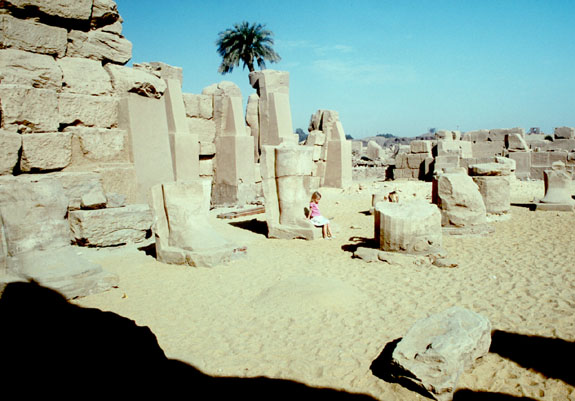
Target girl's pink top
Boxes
[310,202,321,217]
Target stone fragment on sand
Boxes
[432,257,459,268]
[434,173,487,228]
[69,205,153,246]
[389,307,491,401]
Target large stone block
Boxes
[133,61,183,85]
[42,171,105,210]
[367,140,383,160]
[188,117,216,144]
[471,141,505,158]
[0,130,21,175]
[507,152,532,177]
[388,307,491,401]
[69,204,152,247]
[531,151,550,167]
[375,201,442,254]
[468,162,511,176]
[462,129,489,142]
[91,0,121,28]
[0,14,67,57]
[199,158,214,177]
[434,173,487,227]
[5,0,93,20]
[0,49,62,90]
[505,133,529,151]
[410,140,432,154]
[0,85,59,132]
[67,30,132,64]
[182,93,213,119]
[59,93,119,128]
[63,127,129,167]
[105,64,166,98]
[407,153,428,169]
[20,133,72,172]
[554,126,575,140]
[324,139,352,188]
[472,176,511,215]
[93,164,138,205]
[58,57,112,95]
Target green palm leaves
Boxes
[216,21,281,74]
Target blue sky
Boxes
[118,0,575,138]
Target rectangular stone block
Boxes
[171,132,200,181]
[410,140,432,154]
[436,141,461,156]
[0,85,59,132]
[20,133,72,172]
[188,117,216,142]
[530,166,547,180]
[57,57,112,95]
[395,153,408,169]
[407,153,428,169]
[183,93,213,119]
[118,94,174,203]
[554,126,575,139]
[0,130,21,175]
[59,93,119,128]
[324,140,352,188]
[67,30,132,64]
[531,152,550,166]
[549,151,568,164]
[7,0,93,20]
[462,130,489,143]
[394,168,416,180]
[199,141,216,156]
[93,164,138,205]
[42,171,104,210]
[471,141,505,158]
[199,158,214,177]
[0,14,67,57]
[64,127,129,167]
[0,49,62,90]
[508,152,531,175]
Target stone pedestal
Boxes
[536,161,575,211]
[374,201,442,254]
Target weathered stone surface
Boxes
[505,133,530,151]
[58,57,112,95]
[472,176,510,215]
[246,93,259,158]
[151,180,246,267]
[0,14,67,57]
[93,164,138,204]
[64,127,129,166]
[0,130,21,175]
[105,64,166,98]
[468,162,511,176]
[389,307,491,401]
[0,49,62,90]
[410,140,432,154]
[67,30,132,64]
[80,188,107,210]
[182,93,213,119]
[5,0,93,20]
[554,126,575,140]
[69,204,153,247]
[20,133,72,172]
[375,201,442,254]
[105,192,125,208]
[91,0,121,28]
[188,117,216,143]
[462,130,489,142]
[199,158,214,177]
[133,61,183,86]
[540,162,574,205]
[434,173,487,227]
[59,93,119,128]
[495,156,516,171]
[367,140,382,160]
[435,130,455,141]
[0,85,59,132]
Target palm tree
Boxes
[216,21,281,75]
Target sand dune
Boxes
[73,177,575,400]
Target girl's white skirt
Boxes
[310,216,329,227]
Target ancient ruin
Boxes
[535,161,575,211]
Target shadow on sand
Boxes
[510,203,537,211]
[341,236,378,254]
[0,281,375,399]
[490,330,575,386]
[229,218,269,237]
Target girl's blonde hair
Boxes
[311,191,322,201]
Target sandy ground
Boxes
[72,177,575,400]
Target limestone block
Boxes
[312,145,322,161]
[0,49,62,90]
[495,156,516,172]
[93,164,138,204]
[42,171,104,210]
[202,81,242,97]
[554,126,575,140]
[549,151,568,164]
[489,128,524,142]
[69,204,153,247]
[468,162,511,176]
[64,127,129,166]
[505,133,529,151]
[375,201,442,254]
[0,177,70,256]
[5,0,93,20]
[275,145,314,177]
[393,168,415,180]
[105,192,126,208]
[407,153,428,169]
[324,140,352,188]
[59,93,119,128]
[199,141,216,156]
[390,307,491,401]
[435,130,454,141]
[182,93,213,119]
[541,162,573,204]
[395,153,408,169]
[222,96,248,136]
[0,85,59,132]
[80,188,107,210]
[58,57,112,95]
[322,111,345,141]
[267,92,294,145]
[199,158,214,177]
[67,30,132,64]
[305,130,326,147]
[436,141,461,156]
[308,110,323,132]
[133,61,183,85]
[105,64,166,98]
[12,248,118,299]
[471,141,505,158]
[188,118,216,142]
[0,130,21,175]
[0,14,67,57]
[164,79,189,138]
[434,155,460,173]
[472,176,510,215]
[531,152,550,167]
[410,140,432,154]
[434,173,487,227]
[92,0,121,27]
[20,133,72,172]
[367,140,383,160]
[249,70,290,96]
[118,93,174,203]
[462,130,489,143]
[171,132,200,181]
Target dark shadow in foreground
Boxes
[453,389,537,400]
[490,330,575,386]
[0,281,375,399]
[510,203,537,211]
[229,218,269,237]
